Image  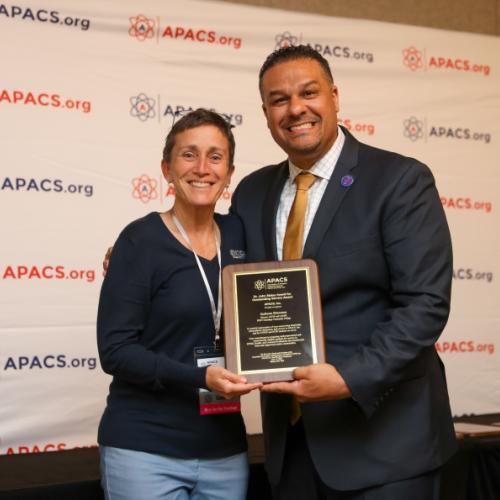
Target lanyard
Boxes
[171,212,222,344]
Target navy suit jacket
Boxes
[230,128,457,490]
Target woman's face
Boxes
[162,124,234,210]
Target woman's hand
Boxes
[206,365,262,399]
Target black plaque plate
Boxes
[222,259,325,383]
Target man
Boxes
[229,45,456,499]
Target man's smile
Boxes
[286,121,318,134]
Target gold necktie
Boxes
[283,172,317,260]
[282,172,317,425]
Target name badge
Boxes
[194,345,241,416]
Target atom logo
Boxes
[130,93,156,122]
[275,31,298,50]
[403,116,424,141]
[129,15,155,41]
[402,46,423,71]
[132,175,158,203]
[254,280,266,291]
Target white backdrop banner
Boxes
[1,0,499,455]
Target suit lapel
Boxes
[303,129,360,258]
[262,161,289,260]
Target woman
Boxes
[97,109,261,500]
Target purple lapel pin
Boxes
[340,175,354,188]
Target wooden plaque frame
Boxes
[222,259,325,383]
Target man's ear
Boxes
[331,85,339,113]
[262,103,271,129]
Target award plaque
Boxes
[222,259,325,383]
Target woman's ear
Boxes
[161,160,173,182]
[227,164,235,185]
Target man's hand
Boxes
[102,246,113,276]
[260,363,352,402]
[206,365,262,399]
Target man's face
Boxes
[261,58,339,169]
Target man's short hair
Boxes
[162,108,235,166]
[259,45,334,96]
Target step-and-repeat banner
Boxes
[1,0,499,455]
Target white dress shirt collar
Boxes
[287,126,345,182]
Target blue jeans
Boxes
[100,446,248,500]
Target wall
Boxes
[1,0,499,454]
[222,0,500,35]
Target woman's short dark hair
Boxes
[259,44,334,95]
[162,108,235,166]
